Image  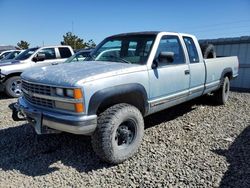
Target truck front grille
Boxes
[23,92,54,108]
[22,80,52,96]
[22,80,54,108]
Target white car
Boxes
[0,45,74,97]
[0,50,17,60]
[0,50,24,62]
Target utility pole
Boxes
[72,21,76,50]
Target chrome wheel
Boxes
[5,76,22,98]
[223,78,230,101]
[11,79,22,96]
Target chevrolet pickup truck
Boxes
[12,31,239,164]
[0,45,74,97]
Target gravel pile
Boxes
[0,92,249,187]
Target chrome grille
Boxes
[23,93,54,108]
[22,80,54,108]
[22,80,51,95]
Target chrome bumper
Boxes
[13,97,97,135]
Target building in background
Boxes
[200,36,250,91]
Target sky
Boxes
[0,0,250,47]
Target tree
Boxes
[86,39,96,48]
[17,40,30,49]
[61,32,86,50]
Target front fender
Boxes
[88,83,149,116]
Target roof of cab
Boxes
[109,31,161,38]
[108,31,195,38]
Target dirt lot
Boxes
[0,92,249,188]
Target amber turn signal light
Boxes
[73,88,83,99]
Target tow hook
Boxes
[10,103,26,121]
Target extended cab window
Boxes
[37,48,56,60]
[59,47,72,58]
[183,37,199,63]
[156,36,185,66]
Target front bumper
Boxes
[13,97,97,135]
[0,74,5,92]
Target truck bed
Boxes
[204,56,239,93]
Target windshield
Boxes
[87,35,156,65]
[15,47,39,60]
[0,51,12,59]
[64,51,91,63]
[2,51,21,60]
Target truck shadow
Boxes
[213,125,250,188]
[0,95,223,176]
[0,92,10,100]
[0,123,112,176]
[144,95,218,128]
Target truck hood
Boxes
[21,61,145,86]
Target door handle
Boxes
[52,62,58,65]
[184,70,190,75]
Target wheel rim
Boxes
[10,79,22,96]
[115,119,137,149]
[224,80,230,100]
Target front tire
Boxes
[214,76,230,105]
[5,76,22,98]
[91,103,144,164]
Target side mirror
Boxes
[32,53,45,62]
[158,52,174,63]
[151,59,158,69]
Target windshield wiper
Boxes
[86,53,96,61]
[107,55,131,64]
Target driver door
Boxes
[148,35,190,113]
[32,48,59,67]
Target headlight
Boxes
[54,88,84,113]
[55,88,75,98]
[55,101,75,111]
[56,88,64,96]
[66,89,74,97]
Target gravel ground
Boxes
[0,92,249,188]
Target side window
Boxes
[59,47,72,58]
[183,37,199,63]
[156,36,185,66]
[127,41,137,56]
[38,48,56,60]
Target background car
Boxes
[0,50,23,62]
[64,49,93,63]
[0,45,74,97]
[0,50,15,60]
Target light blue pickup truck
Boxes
[12,31,239,164]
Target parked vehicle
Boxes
[0,50,15,60]
[64,49,92,63]
[12,31,239,164]
[0,45,74,97]
[0,50,23,62]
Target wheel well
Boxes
[97,92,147,116]
[224,72,232,80]
[3,72,22,83]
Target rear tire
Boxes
[214,77,230,105]
[91,103,144,164]
[5,76,22,98]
